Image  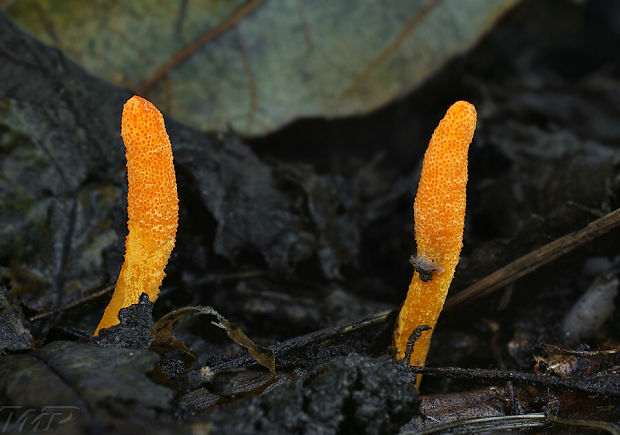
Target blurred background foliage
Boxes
[6,0,516,135]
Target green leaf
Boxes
[6,0,518,136]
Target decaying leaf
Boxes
[152,305,275,376]
[0,13,368,328]
[5,0,518,135]
[0,282,33,352]
[0,94,122,314]
[0,341,173,432]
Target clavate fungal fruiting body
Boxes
[393,101,477,385]
[94,96,179,335]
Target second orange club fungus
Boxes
[393,101,477,381]
[94,96,179,335]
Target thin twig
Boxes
[408,365,620,396]
[445,208,620,310]
[209,309,394,373]
[543,344,620,357]
[28,285,114,322]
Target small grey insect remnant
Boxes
[410,253,444,282]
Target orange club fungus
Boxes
[94,96,179,335]
[393,101,477,384]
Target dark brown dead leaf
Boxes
[0,341,173,433]
[0,281,33,352]
[403,385,620,434]
[152,305,275,377]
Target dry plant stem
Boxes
[393,101,477,385]
[29,286,114,322]
[94,96,178,335]
[404,413,620,435]
[444,207,620,311]
[543,344,620,356]
[407,365,619,396]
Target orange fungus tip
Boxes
[393,101,477,378]
[94,95,179,335]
